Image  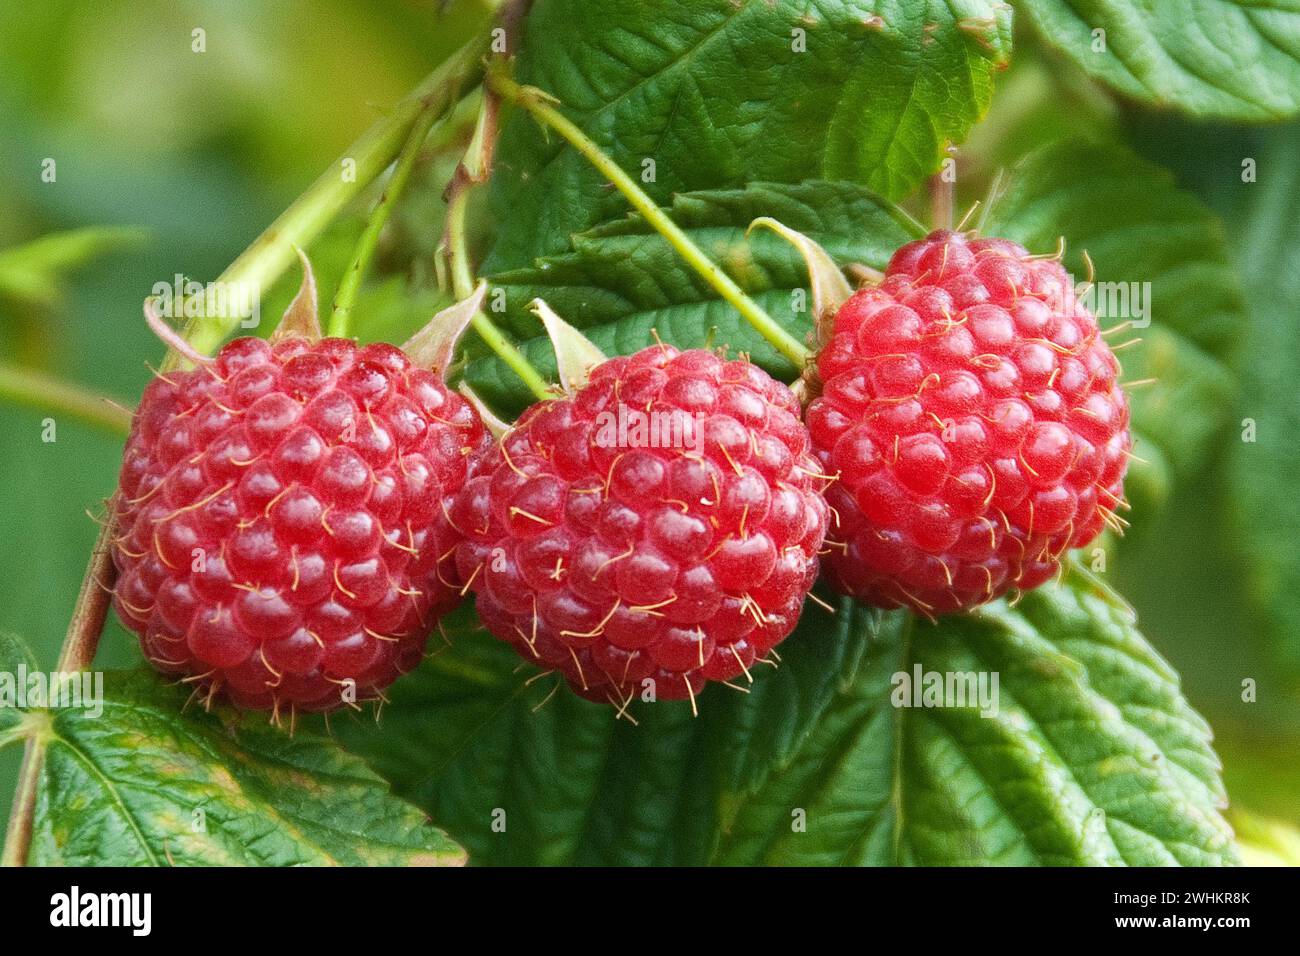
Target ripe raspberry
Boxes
[112,335,487,711]
[453,345,829,707]
[806,229,1130,615]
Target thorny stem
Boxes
[0,362,132,436]
[166,35,489,368]
[56,516,120,676]
[328,92,454,338]
[487,72,811,368]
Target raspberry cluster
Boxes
[113,227,1132,715]
[453,345,829,705]
[113,335,486,711]
[806,230,1130,615]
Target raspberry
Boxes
[453,345,829,708]
[112,334,487,711]
[806,229,1130,615]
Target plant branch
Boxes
[445,184,480,301]
[444,182,551,403]
[0,362,133,436]
[167,35,490,367]
[57,512,119,673]
[440,52,551,404]
[487,72,809,367]
[329,91,458,338]
[1,736,44,867]
[1,512,117,867]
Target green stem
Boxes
[487,73,809,367]
[0,362,132,436]
[469,314,550,403]
[167,36,489,368]
[445,181,551,402]
[446,185,479,302]
[328,95,449,338]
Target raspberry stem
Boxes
[327,88,456,339]
[447,187,552,402]
[167,35,490,368]
[443,92,553,403]
[487,72,811,369]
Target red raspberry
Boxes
[453,345,829,708]
[112,335,487,712]
[806,230,1130,615]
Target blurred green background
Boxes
[1,1,1296,862]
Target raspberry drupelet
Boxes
[806,229,1131,615]
[453,344,830,709]
[113,334,488,712]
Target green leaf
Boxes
[1019,0,1300,120]
[20,670,464,866]
[337,577,1237,866]
[0,227,147,308]
[1223,124,1300,677]
[987,137,1244,494]
[722,576,1236,865]
[467,180,921,412]
[487,0,1011,270]
[332,596,874,866]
